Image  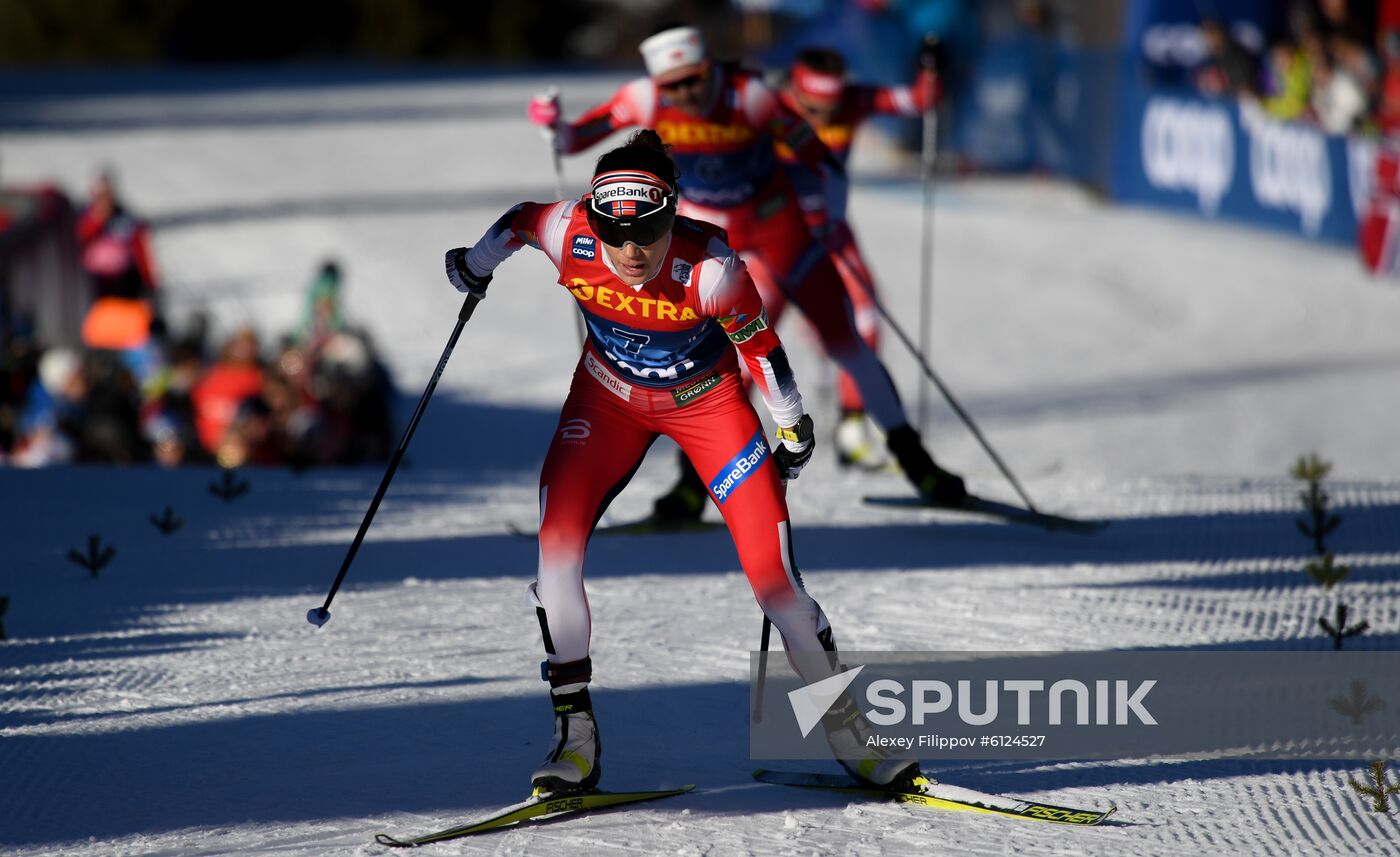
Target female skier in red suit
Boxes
[445,130,914,797]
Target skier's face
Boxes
[601,233,669,286]
[793,92,840,127]
[657,63,713,116]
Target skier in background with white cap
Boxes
[527,24,967,523]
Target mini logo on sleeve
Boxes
[572,235,597,260]
[709,429,770,504]
[671,259,692,285]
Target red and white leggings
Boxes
[532,350,836,684]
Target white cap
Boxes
[38,348,81,395]
[639,27,706,82]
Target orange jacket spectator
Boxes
[191,329,264,453]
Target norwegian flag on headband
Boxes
[591,170,670,220]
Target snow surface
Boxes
[3,71,1400,856]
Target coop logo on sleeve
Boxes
[572,235,597,260]
[1141,97,1234,214]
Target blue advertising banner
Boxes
[1112,83,1375,245]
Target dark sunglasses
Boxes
[659,71,708,92]
[586,198,677,248]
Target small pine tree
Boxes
[1292,453,1340,556]
[1305,554,1350,590]
[1348,760,1400,813]
[1319,603,1370,650]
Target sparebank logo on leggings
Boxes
[710,429,769,504]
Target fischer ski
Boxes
[752,769,1114,826]
[864,494,1107,535]
[375,785,695,846]
[508,517,724,539]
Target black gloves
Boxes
[445,247,492,298]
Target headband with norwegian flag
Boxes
[589,170,673,221]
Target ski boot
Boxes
[885,425,966,507]
[834,410,889,470]
[531,686,602,796]
[649,452,708,524]
[822,691,925,791]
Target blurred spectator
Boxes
[1312,43,1370,131]
[217,394,281,468]
[1179,1,1385,134]
[4,252,395,469]
[0,330,41,460]
[141,336,209,467]
[268,342,328,466]
[1195,18,1262,98]
[291,260,394,464]
[10,347,82,466]
[14,349,150,465]
[1262,39,1315,120]
[1317,0,1377,46]
[297,259,345,349]
[76,170,164,383]
[311,329,393,464]
[76,171,158,301]
[191,327,265,463]
[77,351,151,463]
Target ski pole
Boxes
[855,276,1039,513]
[543,87,588,352]
[751,616,772,723]
[916,88,937,434]
[307,294,481,628]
